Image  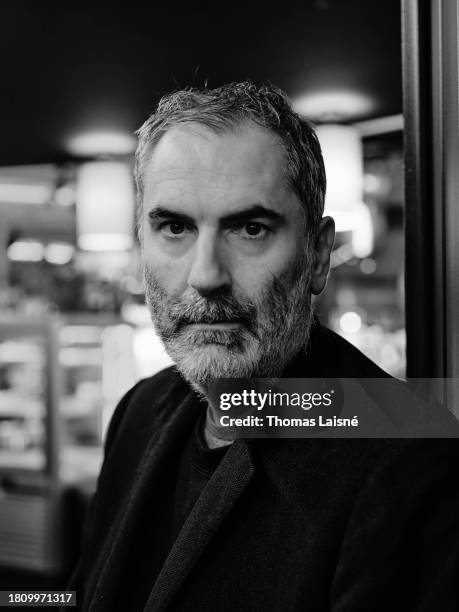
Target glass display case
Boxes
[58,315,136,485]
[0,323,48,471]
[0,314,135,574]
[0,317,61,573]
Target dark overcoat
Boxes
[71,323,459,611]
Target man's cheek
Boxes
[150,266,188,300]
[144,262,172,295]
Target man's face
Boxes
[141,123,317,387]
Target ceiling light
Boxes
[67,131,137,156]
[78,234,133,252]
[76,161,135,252]
[45,243,75,265]
[0,183,52,205]
[7,241,45,262]
[354,114,404,137]
[351,202,374,258]
[316,124,364,232]
[293,91,373,122]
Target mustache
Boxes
[167,293,257,335]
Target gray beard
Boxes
[143,253,314,388]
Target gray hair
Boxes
[134,81,326,239]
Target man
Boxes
[72,82,459,611]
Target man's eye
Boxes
[245,223,263,236]
[159,221,189,237]
[234,222,270,240]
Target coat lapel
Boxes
[143,438,255,612]
[88,380,255,612]
[88,383,202,611]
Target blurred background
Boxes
[1,0,457,593]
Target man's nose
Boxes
[187,233,231,295]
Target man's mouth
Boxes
[173,313,256,337]
[188,321,242,329]
[184,320,243,330]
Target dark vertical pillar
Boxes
[402,0,459,393]
[402,0,444,377]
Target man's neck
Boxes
[192,338,314,449]
[203,409,233,449]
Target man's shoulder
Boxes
[129,365,185,402]
[305,320,390,378]
[104,365,189,454]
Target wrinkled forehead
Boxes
[141,122,300,215]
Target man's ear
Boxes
[310,216,335,295]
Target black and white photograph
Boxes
[1,1,459,610]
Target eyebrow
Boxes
[147,204,285,225]
[148,207,194,225]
